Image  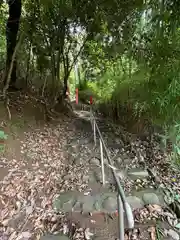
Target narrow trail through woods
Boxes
[0,94,180,240]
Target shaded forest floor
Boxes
[0,92,180,240]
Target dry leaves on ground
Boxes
[0,118,91,239]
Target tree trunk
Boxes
[25,42,32,86]
[4,0,21,89]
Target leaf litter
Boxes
[0,114,91,240]
[1,95,180,240]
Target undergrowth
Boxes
[77,53,180,166]
[0,130,7,153]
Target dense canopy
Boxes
[0,0,180,131]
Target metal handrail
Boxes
[89,107,134,240]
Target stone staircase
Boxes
[40,108,179,240]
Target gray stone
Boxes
[90,157,100,166]
[40,234,70,240]
[102,197,117,213]
[88,172,97,183]
[82,175,89,182]
[93,169,115,185]
[53,192,76,211]
[99,192,117,199]
[94,193,108,212]
[94,171,102,182]
[126,196,144,210]
[128,169,149,180]
[73,201,82,212]
[94,200,102,211]
[116,157,122,164]
[132,189,165,206]
[70,145,79,153]
[142,192,160,205]
[167,229,179,240]
[116,170,127,180]
[82,196,95,212]
[63,199,76,211]
[121,155,132,164]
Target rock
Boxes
[90,157,100,166]
[73,201,82,211]
[88,172,97,183]
[94,171,102,182]
[93,169,114,185]
[142,193,160,205]
[82,175,89,182]
[78,138,89,144]
[63,199,76,212]
[40,234,70,240]
[103,197,117,213]
[116,170,127,180]
[94,200,102,212]
[166,229,179,240]
[53,192,76,212]
[128,169,149,180]
[116,157,122,165]
[82,196,95,212]
[69,145,79,153]
[126,196,144,210]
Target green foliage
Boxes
[0,130,8,153]
[161,123,180,166]
[0,3,7,68]
[0,131,7,140]
[1,0,180,163]
[78,3,180,164]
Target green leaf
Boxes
[175,145,180,155]
[175,194,180,201]
[0,131,8,140]
[175,223,180,229]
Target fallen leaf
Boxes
[2,219,9,227]
[63,224,69,234]
[152,204,162,212]
[84,228,94,240]
[26,206,33,215]
[20,231,32,239]
[16,201,21,212]
[9,231,17,240]
[148,226,156,240]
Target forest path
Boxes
[0,95,179,240]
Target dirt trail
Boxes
[0,96,180,240]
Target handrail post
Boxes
[118,194,124,240]
[100,139,105,186]
[90,108,93,128]
[89,108,134,238]
[93,119,96,146]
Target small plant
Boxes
[159,123,180,167]
[170,123,180,165]
[165,123,180,166]
[0,130,8,153]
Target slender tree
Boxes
[4,0,21,90]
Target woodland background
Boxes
[0,0,180,165]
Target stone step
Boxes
[53,188,165,214]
